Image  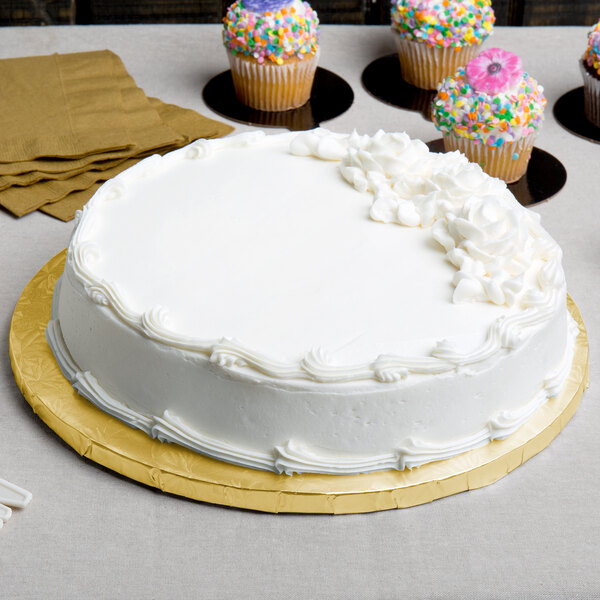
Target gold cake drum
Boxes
[9,250,589,514]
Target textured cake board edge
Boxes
[9,250,590,515]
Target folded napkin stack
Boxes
[0,50,233,221]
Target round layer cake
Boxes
[46,129,577,475]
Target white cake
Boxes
[46,129,577,475]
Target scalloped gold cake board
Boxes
[9,250,589,514]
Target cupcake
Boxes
[390,0,495,90]
[223,0,320,112]
[432,48,546,183]
[580,20,600,127]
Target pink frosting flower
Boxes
[465,48,523,94]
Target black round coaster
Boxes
[361,54,436,121]
[553,87,600,144]
[202,67,353,131]
[426,139,567,206]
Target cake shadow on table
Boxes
[554,87,600,143]
[203,67,353,131]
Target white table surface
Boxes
[0,24,598,599]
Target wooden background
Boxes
[0,0,599,27]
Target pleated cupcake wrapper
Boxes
[580,61,600,128]
[443,134,536,183]
[393,33,483,90]
[228,52,318,112]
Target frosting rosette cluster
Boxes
[432,48,546,146]
[292,128,562,306]
[223,0,319,64]
[432,196,539,305]
[584,21,600,75]
[390,0,494,48]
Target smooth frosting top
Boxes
[223,0,319,63]
[390,0,494,48]
[67,130,565,386]
[432,48,546,145]
[584,21,600,75]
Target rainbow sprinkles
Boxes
[390,0,495,48]
[432,49,546,147]
[584,21,600,75]
[223,0,319,64]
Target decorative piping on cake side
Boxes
[45,314,578,475]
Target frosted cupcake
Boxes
[580,21,600,127]
[432,48,546,183]
[223,0,319,111]
[390,0,495,90]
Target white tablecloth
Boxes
[0,24,598,599]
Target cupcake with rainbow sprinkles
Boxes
[432,48,546,183]
[391,0,495,90]
[223,0,319,111]
[580,20,600,127]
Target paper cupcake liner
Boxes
[580,60,600,128]
[442,134,537,183]
[393,33,482,90]
[228,52,319,112]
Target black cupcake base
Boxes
[361,54,436,121]
[202,67,353,131]
[553,87,600,144]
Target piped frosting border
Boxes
[46,306,578,474]
[63,129,567,385]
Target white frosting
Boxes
[47,129,575,475]
[293,129,562,308]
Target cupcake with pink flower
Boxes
[223,0,320,111]
[432,48,546,183]
[390,0,495,90]
[580,20,600,127]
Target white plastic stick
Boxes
[0,478,32,509]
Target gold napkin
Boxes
[0,51,134,163]
[40,98,232,222]
[0,156,127,190]
[0,54,183,213]
[0,50,233,219]
[0,53,183,188]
